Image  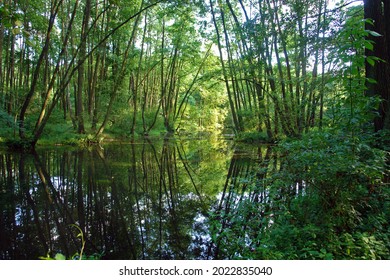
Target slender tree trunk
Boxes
[210,0,241,133]
[6,32,15,115]
[19,0,61,140]
[76,0,91,134]
[35,0,79,131]
[131,13,148,136]
[95,4,142,137]
[319,0,327,129]
[0,20,3,105]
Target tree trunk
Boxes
[364,0,390,131]
[210,0,241,133]
[76,0,91,134]
[19,1,60,140]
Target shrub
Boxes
[209,129,390,259]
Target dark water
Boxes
[0,138,271,260]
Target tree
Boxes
[364,0,390,131]
[208,0,332,139]
[1,0,164,147]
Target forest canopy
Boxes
[0,0,389,147]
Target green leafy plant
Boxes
[39,224,96,260]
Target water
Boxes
[0,138,271,259]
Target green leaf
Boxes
[366,57,375,66]
[54,253,66,260]
[14,20,23,27]
[12,28,21,35]
[367,30,382,37]
[364,41,374,51]
[325,253,333,260]
[366,77,377,84]
[39,254,54,260]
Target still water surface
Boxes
[0,138,271,259]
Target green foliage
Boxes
[209,129,389,259]
[0,109,18,142]
[39,224,103,260]
[375,129,390,151]
[235,131,270,143]
[40,253,67,261]
[39,252,103,261]
[1,0,388,261]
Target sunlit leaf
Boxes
[14,20,23,27]
[12,28,21,35]
[54,253,66,260]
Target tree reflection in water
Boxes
[0,138,268,259]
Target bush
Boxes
[235,131,270,143]
[209,129,390,259]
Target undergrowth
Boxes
[209,129,390,259]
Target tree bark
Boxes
[364,0,390,131]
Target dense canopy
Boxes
[0,0,388,145]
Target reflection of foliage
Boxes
[209,130,389,259]
[179,138,232,196]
